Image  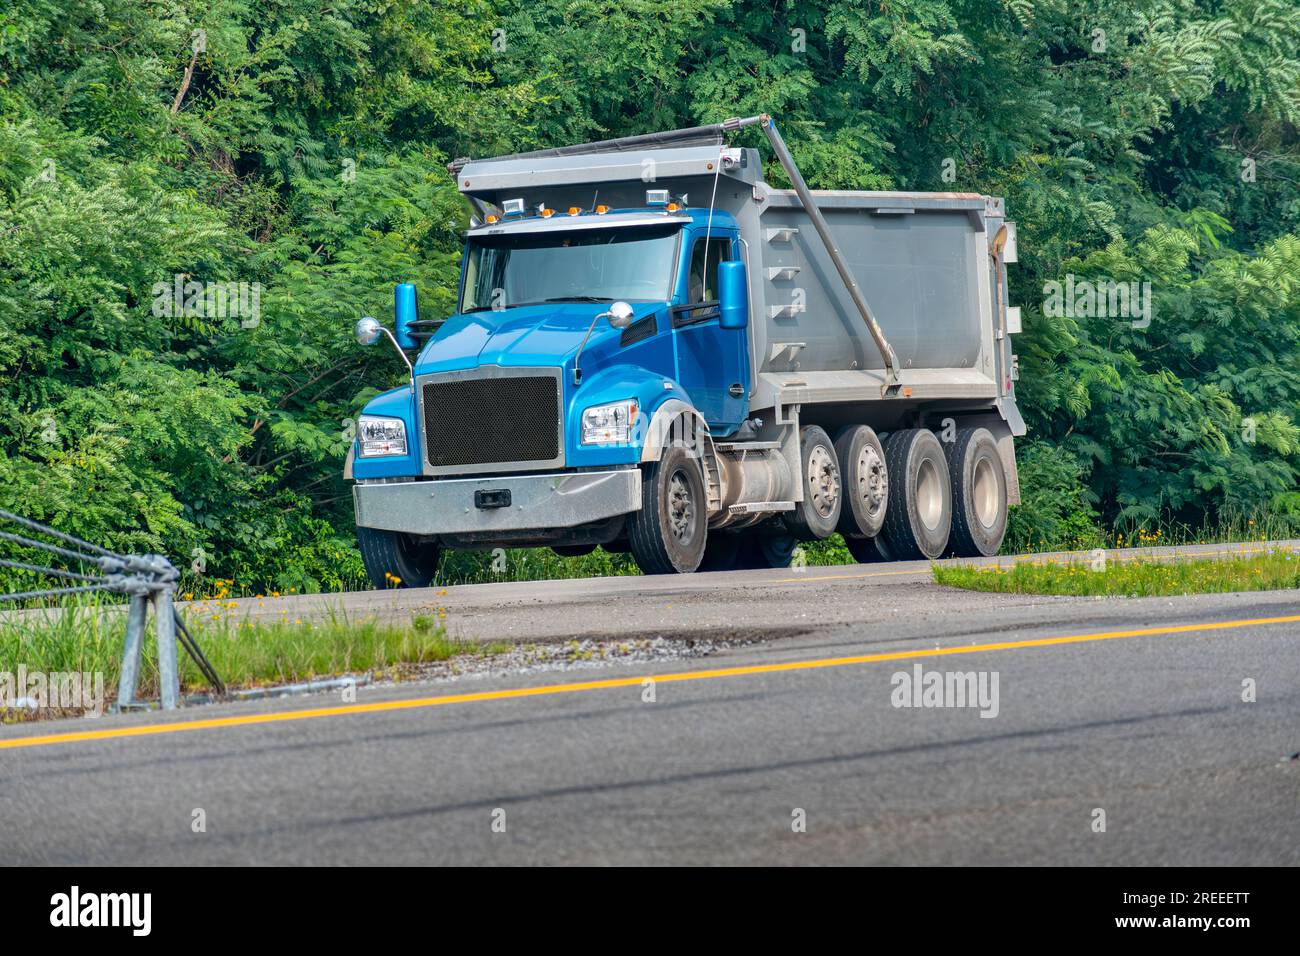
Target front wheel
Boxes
[627,444,709,574]
[356,525,443,589]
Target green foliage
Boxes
[2,0,1299,587]
[1005,441,1106,553]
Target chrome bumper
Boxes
[353,469,641,536]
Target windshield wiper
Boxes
[539,296,609,303]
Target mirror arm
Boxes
[380,326,415,391]
[573,310,610,386]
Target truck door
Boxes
[672,233,749,435]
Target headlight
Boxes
[581,399,639,445]
[357,415,408,457]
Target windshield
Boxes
[460,226,680,312]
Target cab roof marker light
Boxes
[567,206,581,216]
[595,204,610,215]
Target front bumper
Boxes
[353,469,642,536]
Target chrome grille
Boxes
[420,371,561,471]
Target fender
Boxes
[641,397,722,515]
[640,398,709,463]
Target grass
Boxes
[1,595,505,718]
[933,548,1300,597]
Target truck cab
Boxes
[349,116,1025,586]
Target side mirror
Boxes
[394,283,419,349]
[353,315,414,386]
[605,300,635,329]
[718,260,748,330]
[355,316,382,346]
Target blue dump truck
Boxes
[346,115,1024,586]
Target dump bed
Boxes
[752,189,994,373]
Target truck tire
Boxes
[784,425,842,540]
[879,429,951,560]
[835,425,888,538]
[627,443,708,574]
[944,427,1008,557]
[357,526,443,589]
[733,529,799,569]
[698,532,742,571]
[844,534,889,563]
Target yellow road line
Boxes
[3,612,1299,753]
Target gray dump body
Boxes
[752,190,994,374]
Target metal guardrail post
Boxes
[116,592,149,709]
[1,509,219,712]
[154,584,179,711]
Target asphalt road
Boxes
[2,542,1299,865]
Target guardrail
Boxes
[0,509,223,710]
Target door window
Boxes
[686,237,732,303]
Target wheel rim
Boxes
[668,470,696,543]
[973,456,999,528]
[857,443,887,520]
[807,444,839,519]
[916,457,943,531]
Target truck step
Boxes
[715,441,782,452]
[728,501,796,515]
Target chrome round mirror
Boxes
[354,316,382,346]
[605,301,635,329]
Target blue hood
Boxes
[414,302,663,375]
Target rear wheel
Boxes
[733,529,799,569]
[844,534,890,564]
[627,443,708,574]
[944,427,1008,557]
[835,425,888,538]
[357,525,443,589]
[784,425,841,540]
[698,532,742,571]
[878,429,952,560]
